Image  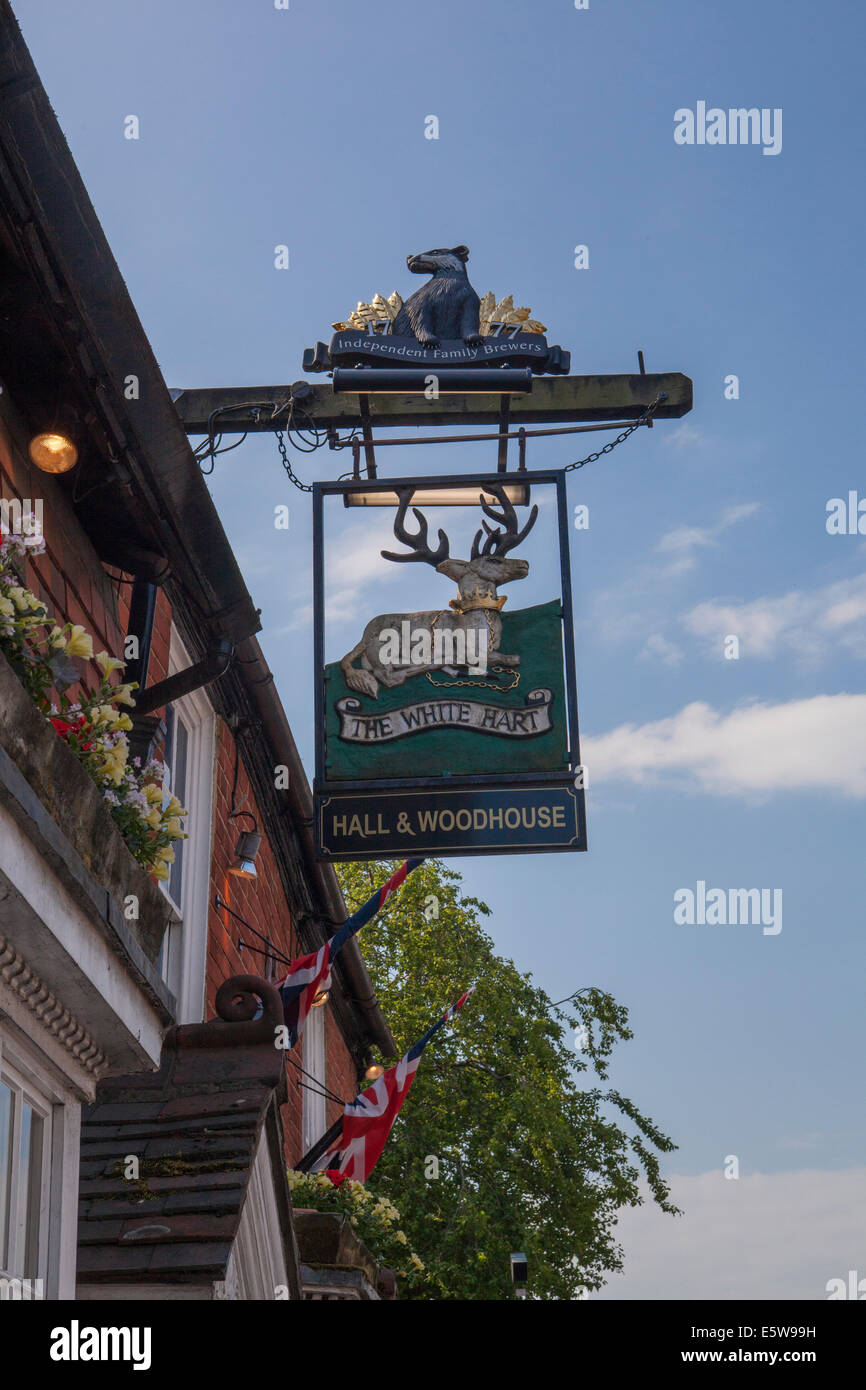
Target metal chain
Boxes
[276,430,313,492]
[276,391,668,489]
[565,392,667,471]
[424,611,520,690]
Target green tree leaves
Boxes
[337,857,679,1300]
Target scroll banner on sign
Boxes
[335,688,554,745]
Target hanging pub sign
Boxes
[313,470,585,860]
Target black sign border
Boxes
[313,471,584,857]
[316,779,586,861]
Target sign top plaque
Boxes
[303,245,571,376]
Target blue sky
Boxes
[15,0,866,1297]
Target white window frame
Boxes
[302,1006,327,1155]
[158,629,216,1024]
[0,1028,79,1299]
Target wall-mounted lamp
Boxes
[28,430,78,474]
[227,827,262,879]
[312,988,330,1008]
[364,1063,384,1081]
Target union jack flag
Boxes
[274,858,424,1050]
[309,987,475,1184]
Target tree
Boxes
[336,857,680,1301]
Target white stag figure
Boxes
[340,483,538,700]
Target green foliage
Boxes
[337,857,680,1300]
[287,1171,441,1296]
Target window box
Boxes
[0,646,175,964]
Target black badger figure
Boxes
[391,245,483,348]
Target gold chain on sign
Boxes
[425,611,520,691]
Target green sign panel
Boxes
[324,600,569,782]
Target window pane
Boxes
[0,1082,11,1269]
[168,714,189,904]
[20,1103,44,1280]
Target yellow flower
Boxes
[165,795,186,817]
[145,807,162,830]
[395,1230,409,1245]
[315,1175,331,1189]
[113,682,137,707]
[65,625,93,660]
[155,845,175,865]
[49,626,66,647]
[151,861,171,882]
[164,816,185,839]
[0,596,13,618]
[115,713,133,732]
[7,587,30,612]
[96,651,125,676]
[144,783,164,805]
[98,744,128,786]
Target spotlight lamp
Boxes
[28,430,78,474]
[227,828,262,879]
[364,1062,384,1081]
[312,988,330,1008]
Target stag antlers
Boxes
[470,484,539,559]
[380,483,538,567]
[380,488,450,565]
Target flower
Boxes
[65,625,93,660]
[155,845,175,865]
[395,1230,408,1245]
[151,861,171,882]
[7,587,30,612]
[0,596,13,618]
[96,651,125,676]
[164,816,185,839]
[165,794,186,817]
[113,682,137,707]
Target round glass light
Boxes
[364,1064,384,1081]
[28,431,78,474]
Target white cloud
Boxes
[585,693,866,798]
[595,1167,866,1300]
[683,572,866,663]
[656,503,761,575]
[664,422,704,452]
[639,632,684,666]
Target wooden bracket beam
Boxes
[170,372,693,435]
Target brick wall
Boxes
[206,687,361,1167]
[0,417,172,693]
[1,415,364,1173]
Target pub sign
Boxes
[313,470,585,860]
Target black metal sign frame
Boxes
[313,470,585,859]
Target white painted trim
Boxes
[224,1129,290,1300]
[159,629,216,1024]
[0,803,165,1073]
[302,1004,327,1153]
[0,1029,80,1299]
